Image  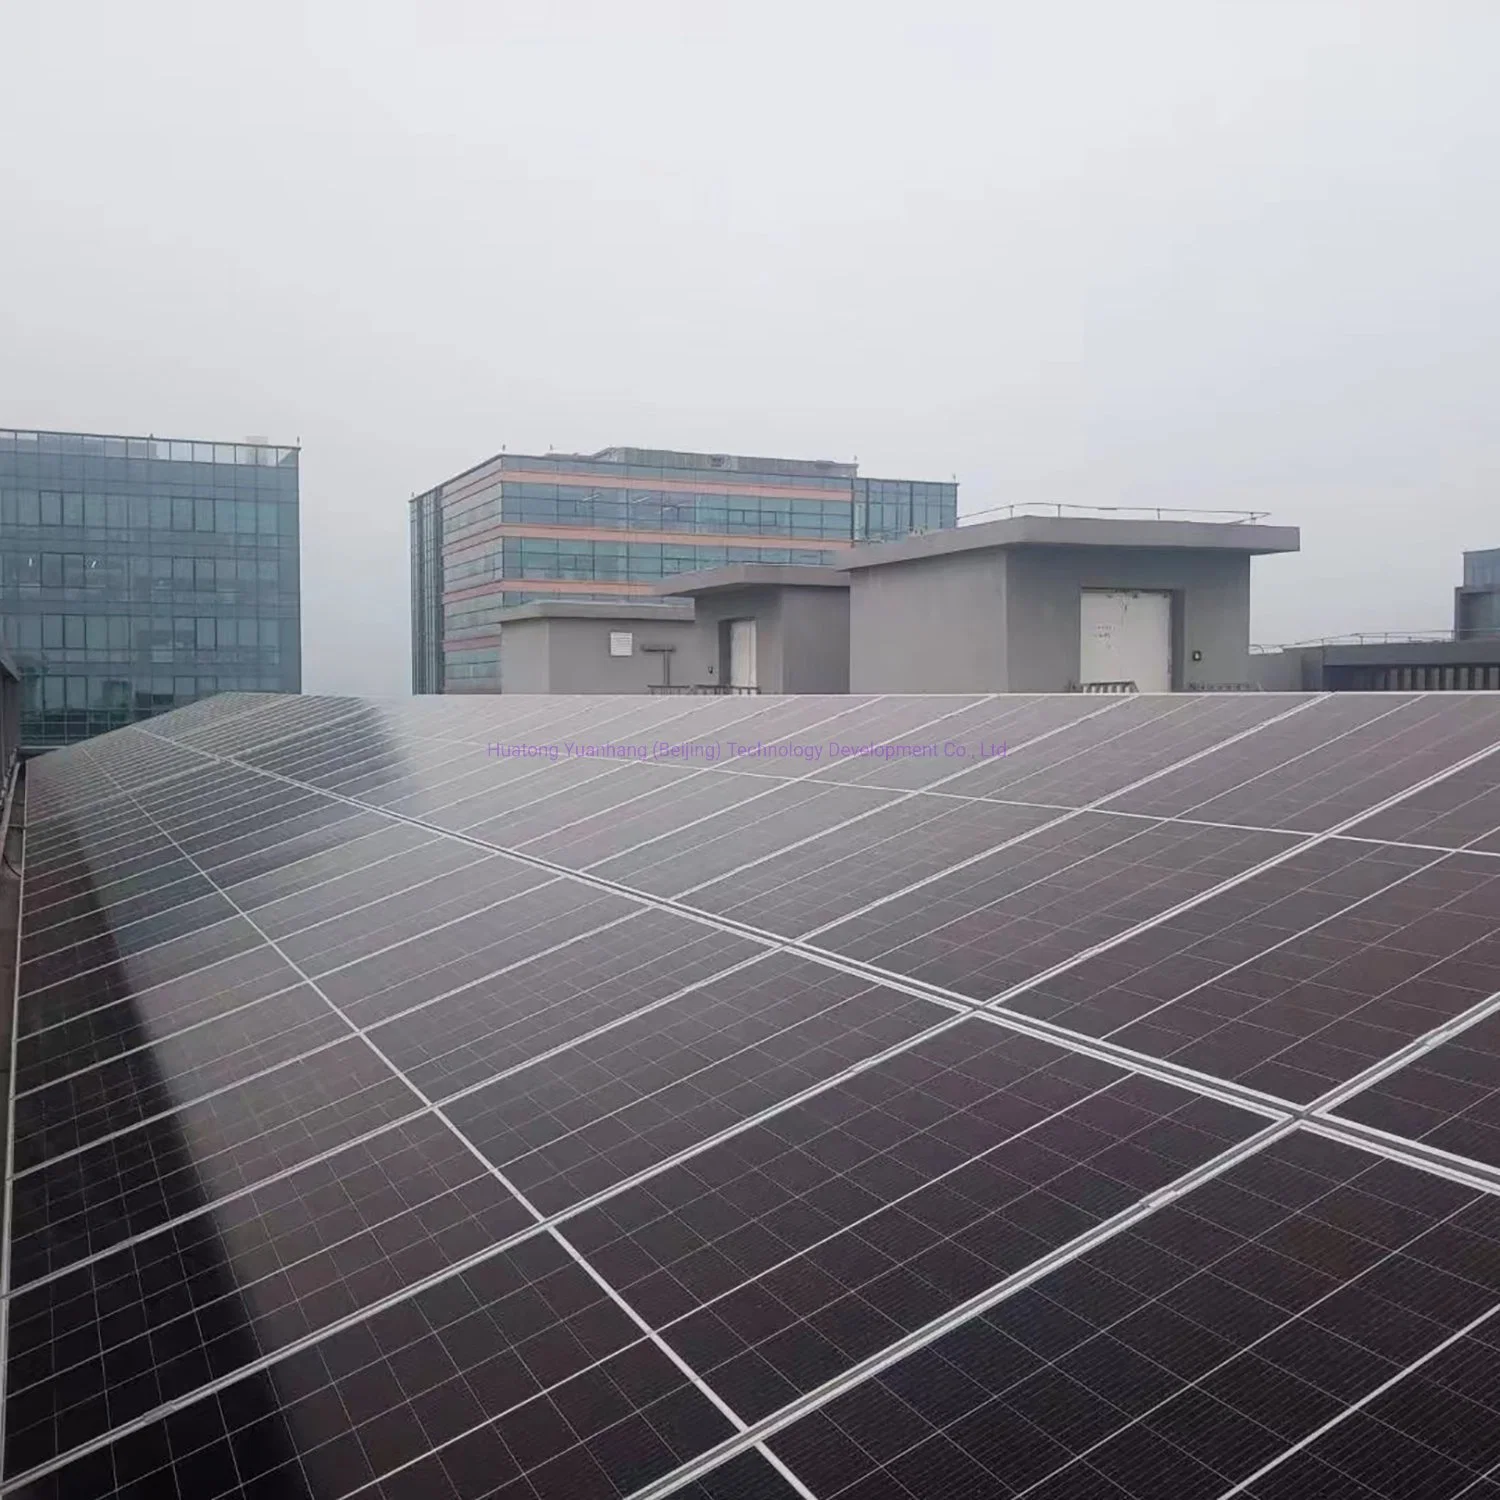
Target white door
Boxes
[1079,590,1172,691]
[728,619,758,689]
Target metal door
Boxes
[728,619,758,689]
[1080,590,1171,692]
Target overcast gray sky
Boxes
[3,1,1496,696]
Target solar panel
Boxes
[5,690,1500,1499]
[761,1137,1500,1500]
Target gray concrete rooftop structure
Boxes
[836,514,1301,571]
[490,601,696,694]
[491,600,695,625]
[839,514,1301,694]
[480,519,1304,697]
[653,563,849,597]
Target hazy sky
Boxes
[3,1,1496,696]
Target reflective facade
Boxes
[410,446,957,692]
[1457,547,1500,639]
[0,428,301,746]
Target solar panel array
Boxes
[6,688,1500,1500]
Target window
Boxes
[40,492,61,526]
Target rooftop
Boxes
[491,600,695,624]
[0,427,298,466]
[654,562,850,598]
[582,446,856,479]
[838,511,1302,569]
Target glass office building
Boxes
[1456,547,1500,639]
[410,446,957,692]
[0,428,301,747]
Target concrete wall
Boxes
[1248,638,1500,692]
[662,586,849,692]
[848,545,1255,693]
[695,587,782,691]
[848,551,1007,693]
[1004,546,1252,691]
[498,617,696,692]
[496,619,553,693]
[1247,648,1312,691]
[1324,638,1500,668]
[774,588,850,693]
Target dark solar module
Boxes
[1333,1007,1500,1170]
[767,1138,1500,1500]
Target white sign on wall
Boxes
[609,631,634,658]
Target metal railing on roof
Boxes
[647,684,761,696]
[960,501,1271,526]
[1252,628,1500,652]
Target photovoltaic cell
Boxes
[589,783,906,896]
[236,832,491,941]
[443,956,940,1215]
[9,1037,419,1286]
[768,1134,1500,1500]
[1100,693,1432,825]
[679,798,1064,935]
[566,1021,1265,1421]
[1235,1316,1500,1498]
[1333,1008,1500,1170]
[10,1235,738,1500]
[11,983,350,1172]
[947,694,1293,807]
[368,909,769,1103]
[317,883,644,1026]
[1006,840,1500,1102]
[4,1114,533,1473]
[816,815,1294,999]
[665,1449,808,1500]
[14,944,301,1087]
[701,697,987,782]
[805,695,1119,792]
[17,916,268,1019]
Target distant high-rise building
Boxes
[1456,547,1500,639]
[0,428,301,747]
[409,445,957,693]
